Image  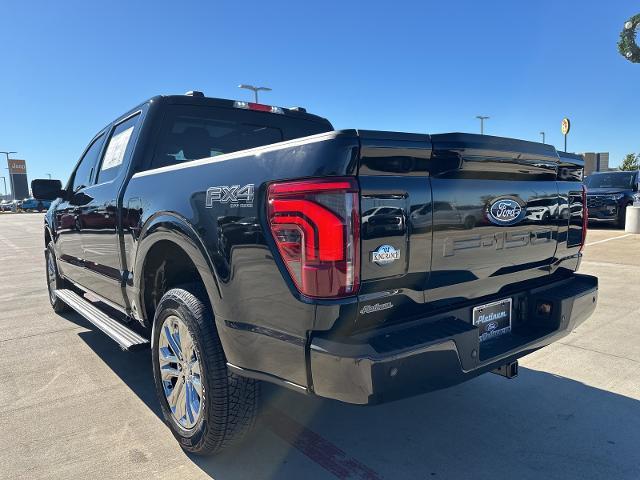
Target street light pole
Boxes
[540,131,545,144]
[0,151,17,200]
[46,173,52,179]
[0,176,6,198]
[238,84,272,103]
[476,116,489,135]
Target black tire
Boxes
[151,287,259,455]
[463,216,475,229]
[617,204,629,229]
[45,242,70,313]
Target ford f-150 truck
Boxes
[32,92,598,455]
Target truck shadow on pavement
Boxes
[70,316,640,480]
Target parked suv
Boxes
[585,171,640,227]
[21,198,52,212]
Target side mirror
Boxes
[31,179,64,200]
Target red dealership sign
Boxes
[6,159,29,199]
[8,159,27,175]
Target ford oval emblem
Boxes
[487,321,498,332]
[487,198,524,225]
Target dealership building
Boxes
[580,152,610,176]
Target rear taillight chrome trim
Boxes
[267,177,360,299]
[580,184,588,252]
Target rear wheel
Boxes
[617,204,630,229]
[463,216,475,229]
[45,242,70,313]
[151,287,259,455]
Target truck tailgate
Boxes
[355,131,584,331]
[426,134,562,305]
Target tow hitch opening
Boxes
[492,360,519,379]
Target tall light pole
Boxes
[540,131,546,144]
[238,84,272,103]
[0,151,17,163]
[476,116,489,135]
[46,173,52,179]
[0,151,17,200]
[0,176,6,198]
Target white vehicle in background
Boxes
[0,200,19,212]
[525,197,559,222]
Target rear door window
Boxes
[152,107,283,169]
[96,113,140,184]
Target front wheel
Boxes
[151,287,259,455]
[617,204,630,229]
[45,242,70,313]
[463,216,475,229]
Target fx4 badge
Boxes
[206,184,254,208]
[371,244,401,266]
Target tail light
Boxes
[267,177,360,298]
[580,184,588,252]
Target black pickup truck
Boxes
[32,92,598,455]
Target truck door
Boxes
[55,132,107,285]
[78,112,142,308]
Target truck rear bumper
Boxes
[309,274,598,405]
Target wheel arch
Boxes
[132,213,222,327]
[44,225,52,248]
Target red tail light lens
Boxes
[580,184,588,252]
[267,177,360,298]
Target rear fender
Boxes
[130,212,222,323]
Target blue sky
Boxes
[0,0,638,191]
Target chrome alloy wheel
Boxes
[158,315,203,430]
[46,251,57,304]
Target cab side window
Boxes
[96,114,140,184]
[71,134,106,192]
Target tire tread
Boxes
[153,287,259,455]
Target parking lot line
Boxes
[262,406,383,480]
[585,233,633,247]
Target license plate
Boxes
[473,298,512,342]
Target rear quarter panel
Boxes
[123,131,359,386]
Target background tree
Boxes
[619,153,640,171]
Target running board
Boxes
[55,289,149,350]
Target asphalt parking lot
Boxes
[0,214,638,480]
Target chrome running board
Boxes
[55,289,149,350]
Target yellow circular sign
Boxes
[561,118,571,135]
